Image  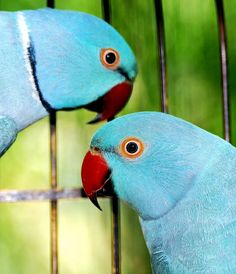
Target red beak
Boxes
[81,151,110,210]
[85,81,133,124]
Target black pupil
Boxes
[105,52,116,64]
[126,142,139,154]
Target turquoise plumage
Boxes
[0,8,137,157]
[81,112,236,274]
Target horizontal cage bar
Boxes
[0,187,113,202]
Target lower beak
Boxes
[81,151,111,210]
[85,81,133,124]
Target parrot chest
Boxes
[141,204,236,274]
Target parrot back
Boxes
[0,11,47,130]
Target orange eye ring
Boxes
[100,48,120,69]
[120,137,145,159]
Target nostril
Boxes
[90,146,101,154]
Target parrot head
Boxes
[25,9,137,123]
[81,112,225,219]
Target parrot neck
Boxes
[139,143,236,273]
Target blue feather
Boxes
[0,8,137,156]
[88,111,236,273]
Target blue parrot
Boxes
[0,8,137,157]
[81,111,236,274]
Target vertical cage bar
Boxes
[47,0,55,8]
[215,0,231,142]
[154,0,168,113]
[46,1,58,274]
[49,112,58,274]
[111,196,120,274]
[102,0,111,23]
[101,1,121,274]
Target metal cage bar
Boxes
[101,1,121,273]
[47,0,55,8]
[215,0,231,142]
[49,112,58,274]
[154,0,168,113]
[46,1,58,273]
[0,188,85,202]
[102,0,111,23]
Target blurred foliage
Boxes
[0,0,235,273]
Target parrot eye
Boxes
[120,137,144,159]
[126,142,138,154]
[100,48,120,69]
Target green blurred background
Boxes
[0,0,235,273]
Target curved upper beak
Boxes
[81,150,111,210]
[85,81,133,124]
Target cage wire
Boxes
[0,0,231,273]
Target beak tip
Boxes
[89,194,103,211]
[87,113,103,125]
